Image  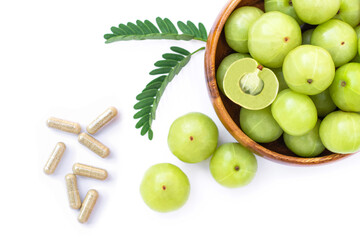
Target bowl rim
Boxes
[204,0,350,164]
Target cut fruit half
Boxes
[223,58,279,110]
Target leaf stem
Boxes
[191,46,206,55]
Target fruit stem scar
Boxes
[341,81,346,87]
[341,41,345,45]
[289,0,292,6]
[284,37,289,42]
[189,136,194,141]
[307,79,313,84]
[162,185,166,190]
[257,65,263,71]
[234,166,240,171]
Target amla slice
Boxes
[223,58,279,110]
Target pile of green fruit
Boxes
[140,113,258,212]
[217,0,360,157]
[138,0,360,214]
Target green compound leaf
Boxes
[162,53,185,61]
[134,98,154,110]
[164,18,178,34]
[199,23,208,41]
[133,46,205,140]
[156,17,170,33]
[127,22,143,35]
[145,81,163,90]
[177,21,193,35]
[136,89,158,100]
[111,27,125,35]
[104,17,208,43]
[170,46,190,56]
[154,59,178,67]
[136,20,151,34]
[144,20,160,33]
[105,17,208,140]
[118,24,135,34]
[147,129,154,140]
[133,107,152,119]
[135,115,149,129]
[149,67,172,75]
[187,21,200,37]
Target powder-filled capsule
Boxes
[44,142,66,174]
[78,189,99,223]
[87,106,118,135]
[78,132,110,158]
[65,174,81,209]
[72,163,108,180]
[47,117,81,134]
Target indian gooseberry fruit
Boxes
[271,67,288,92]
[292,0,341,25]
[248,11,302,68]
[216,53,251,94]
[240,106,283,143]
[329,62,360,112]
[333,0,360,27]
[140,163,190,213]
[264,0,303,24]
[284,120,325,157]
[352,25,360,63]
[311,19,357,67]
[209,143,257,188]
[167,112,218,163]
[223,58,279,110]
[319,111,360,154]
[224,6,264,53]
[302,29,314,45]
[271,89,318,136]
[283,45,335,95]
[310,88,337,117]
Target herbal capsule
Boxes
[86,106,118,135]
[47,117,81,134]
[65,174,81,209]
[43,142,66,174]
[78,189,99,224]
[78,132,110,158]
[72,163,108,180]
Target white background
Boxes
[1,0,360,239]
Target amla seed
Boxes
[87,106,118,135]
[65,174,81,209]
[78,189,99,223]
[47,117,81,134]
[44,142,66,175]
[72,163,108,180]
[78,132,110,158]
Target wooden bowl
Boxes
[204,0,350,164]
